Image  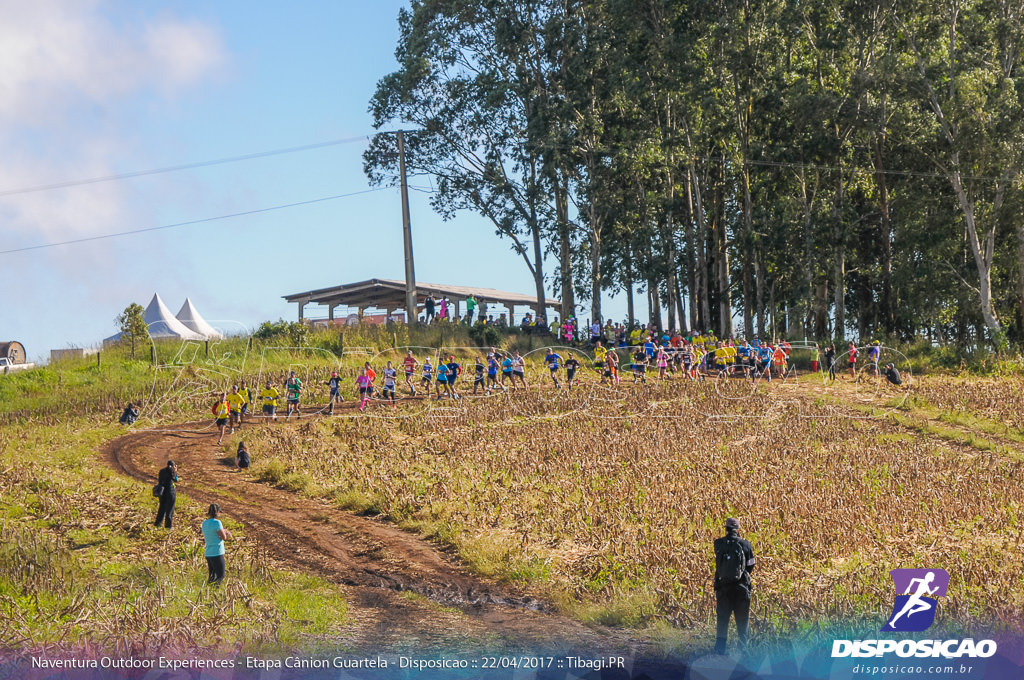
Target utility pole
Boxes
[397,130,417,326]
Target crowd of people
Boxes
[186,331,904,426]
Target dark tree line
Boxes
[365,0,1024,347]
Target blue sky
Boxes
[0,1,629,362]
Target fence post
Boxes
[205,340,209,357]
[151,344,156,365]
[339,332,344,357]
[97,352,101,369]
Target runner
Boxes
[324,371,344,415]
[511,351,527,388]
[239,381,253,420]
[226,385,245,431]
[472,356,486,394]
[825,344,837,381]
[435,358,450,399]
[284,371,302,419]
[772,344,788,378]
[213,392,230,445]
[593,341,607,373]
[486,352,501,392]
[501,353,515,390]
[258,380,279,421]
[446,355,462,400]
[382,361,398,408]
[421,357,434,391]
[848,342,858,379]
[355,368,372,412]
[656,345,669,380]
[632,348,648,384]
[564,354,580,389]
[544,347,563,388]
[403,351,419,396]
[607,348,620,385]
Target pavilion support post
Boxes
[298,302,305,321]
[328,305,335,322]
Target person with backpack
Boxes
[713,517,756,654]
[153,460,178,528]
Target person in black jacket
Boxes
[154,460,178,528]
[713,517,756,654]
[119,403,139,425]
[885,363,903,387]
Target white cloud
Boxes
[0,0,226,243]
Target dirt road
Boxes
[103,420,649,656]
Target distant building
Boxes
[0,341,27,364]
[284,279,560,325]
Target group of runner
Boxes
[205,331,900,428]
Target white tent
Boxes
[105,293,205,342]
[176,298,223,339]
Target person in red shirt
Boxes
[848,342,858,379]
[363,362,377,403]
[402,351,419,396]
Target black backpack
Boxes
[715,536,747,586]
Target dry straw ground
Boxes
[244,375,1024,640]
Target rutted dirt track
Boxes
[103,419,648,654]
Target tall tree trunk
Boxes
[872,132,894,336]
[740,165,755,339]
[647,244,663,330]
[755,254,765,338]
[684,171,698,332]
[554,171,575,321]
[625,247,635,328]
[1017,221,1024,336]
[529,157,547,323]
[674,274,687,333]
[688,163,711,330]
[587,163,603,326]
[717,215,732,338]
[949,162,1004,334]
[832,170,846,343]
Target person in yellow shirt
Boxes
[259,380,279,421]
[593,341,608,370]
[629,327,643,346]
[226,385,245,430]
[213,392,231,445]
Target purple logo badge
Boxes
[881,569,949,632]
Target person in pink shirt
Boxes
[355,368,372,412]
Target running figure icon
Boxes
[882,568,949,632]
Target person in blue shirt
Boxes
[544,348,563,388]
[486,354,501,392]
[446,355,462,399]
[435,360,450,399]
[501,355,515,390]
[643,338,656,361]
[757,345,773,381]
[202,503,232,584]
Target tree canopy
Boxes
[366,0,1024,347]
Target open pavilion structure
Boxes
[283,279,561,325]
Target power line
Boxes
[0,135,371,198]
[0,187,389,255]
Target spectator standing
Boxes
[713,518,756,654]
[154,460,178,528]
[202,504,232,584]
